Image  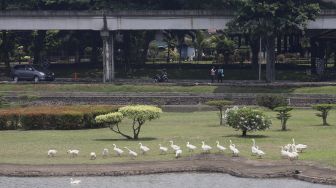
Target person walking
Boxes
[210,66,216,83]
[217,67,224,83]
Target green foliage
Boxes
[95,112,123,125]
[206,100,233,125]
[119,105,162,124]
[0,95,8,108]
[96,105,162,139]
[256,94,287,110]
[312,104,335,126]
[274,106,293,131]
[224,106,271,137]
[228,0,320,82]
[206,100,233,109]
[0,105,117,130]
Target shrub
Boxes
[95,112,131,139]
[224,106,271,137]
[96,105,162,140]
[256,94,287,110]
[118,105,162,139]
[0,105,118,130]
[312,104,335,126]
[274,106,293,131]
[205,100,233,125]
[0,95,8,108]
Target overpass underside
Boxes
[1,10,335,82]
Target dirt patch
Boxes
[0,154,335,185]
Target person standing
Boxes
[217,67,224,83]
[210,66,216,83]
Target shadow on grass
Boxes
[272,129,293,132]
[93,137,157,142]
[310,124,331,127]
[222,134,269,138]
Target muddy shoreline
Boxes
[0,155,335,185]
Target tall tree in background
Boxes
[228,0,320,82]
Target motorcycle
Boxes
[153,72,168,82]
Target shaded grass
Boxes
[0,109,335,166]
[0,84,336,94]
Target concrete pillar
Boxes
[100,30,114,82]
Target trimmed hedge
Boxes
[0,105,118,130]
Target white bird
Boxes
[186,142,197,152]
[70,178,81,184]
[139,143,150,155]
[124,147,138,159]
[201,141,212,153]
[169,141,181,151]
[113,144,124,157]
[175,149,182,158]
[67,149,79,158]
[251,139,259,156]
[159,144,168,154]
[280,146,289,159]
[255,146,265,158]
[292,138,307,153]
[288,151,299,161]
[229,140,239,157]
[47,149,57,157]
[90,152,96,160]
[281,146,298,160]
[216,141,226,152]
[102,148,109,158]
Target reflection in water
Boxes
[0,173,334,188]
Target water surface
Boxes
[0,173,334,188]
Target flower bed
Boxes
[0,105,118,130]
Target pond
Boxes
[0,173,334,188]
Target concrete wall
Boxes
[0,10,335,30]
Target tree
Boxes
[96,105,162,139]
[312,104,335,126]
[274,106,293,131]
[224,106,271,137]
[206,100,232,125]
[256,94,287,110]
[208,34,235,64]
[228,1,320,82]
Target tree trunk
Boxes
[265,35,276,82]
[0,31,11,73]
[219,108,223,125]
[281,119,287,131]
[310,38,317,74]
[33,30,46,65]
[322,112,328,126]
[90,31,99,64]
[250,36,259,69]
[242,130,247,137]
[167,45,170,63]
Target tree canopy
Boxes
[228,0,320,82]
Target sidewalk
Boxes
[1,77,336,87]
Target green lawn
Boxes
[0,109,335,166]
[1,84,336,95]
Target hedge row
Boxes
[0,105,118,130]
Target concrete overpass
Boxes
[1,10,336,30]
[1,10,336,82]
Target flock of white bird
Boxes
[47,138,307,161]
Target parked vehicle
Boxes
[10,64,55,83]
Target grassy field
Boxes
[0,84,336,94]
[0,109,335,166]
